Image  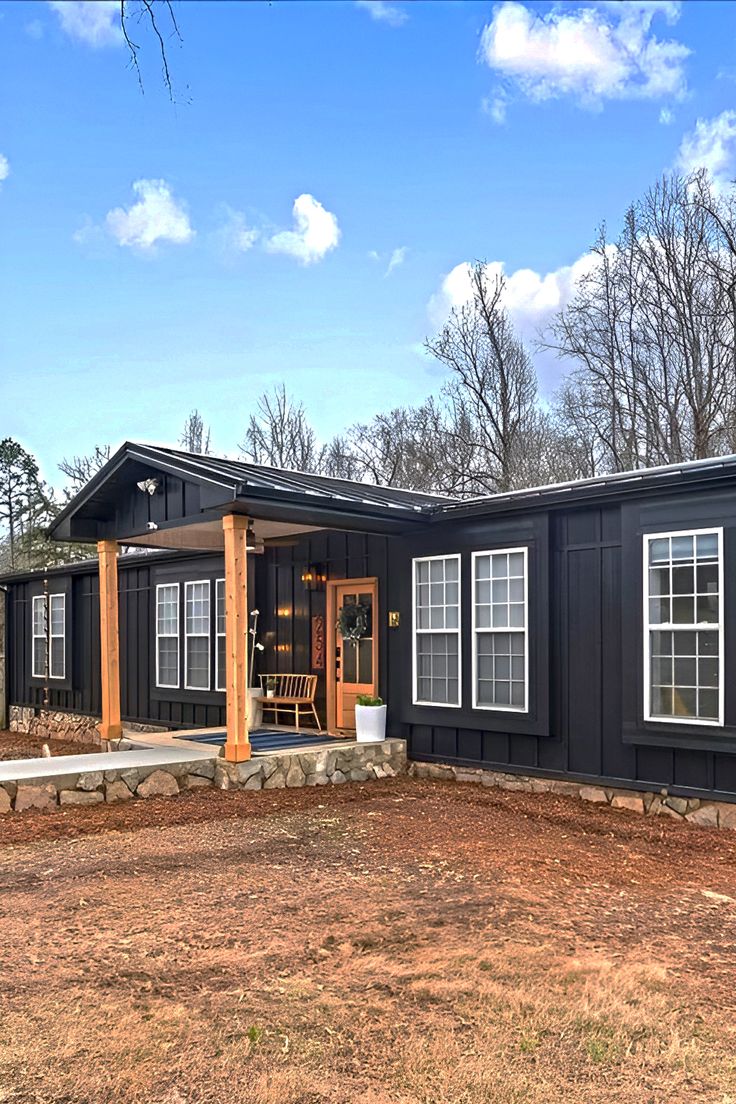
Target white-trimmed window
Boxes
[156,583,180,689]
[185,580,211,691]
[413,554,461,706]
[49,594,65,679]
[644,528,723,726]
[32,595,47,678]
[472,548,528,712]
[215,578,226,692]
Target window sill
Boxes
[622,721,736,754]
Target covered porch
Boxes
[49,443,439,763]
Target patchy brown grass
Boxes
[1,778,735,1103]
[0,730,100,760]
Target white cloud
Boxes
[385,246,407,276]
[480,1,689,110]
[677,110,736,192]
[482,92,508,125]
[659,106,674,125]
[355,0,408,27]
[48,1,121,46]
[0,154,9,182]
[429,253,600,342]
[105,179,194,251]
[216,207,260,254]
[266,194,341,265]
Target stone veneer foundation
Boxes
[9,705,102,745]
[0,739,407,815]
[409,761,736,831]
[8,706,169,746]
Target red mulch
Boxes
[0,729,100,761]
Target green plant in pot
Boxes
[355,694,387,743]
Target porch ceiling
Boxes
[124,517,321,551]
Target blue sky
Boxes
[2,0,736,485]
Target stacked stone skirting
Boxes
[0,739,407,815]
[9,705,101,746]
[215,738,406,791]
[409,761,736,830]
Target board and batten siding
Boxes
[404,500,736,802]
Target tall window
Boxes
[49,594,65,679]
[413,554,461,706]
[644,529,723,725]
[156,583,179,689]
[31,594,65,680]
[472,548,528,711]
[185,580,211,690]
[215,578,226,692]
[32,595,46,678]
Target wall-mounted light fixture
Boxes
[301,564,327,591]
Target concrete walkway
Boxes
[0,744,217,784]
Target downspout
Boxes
[0,584,8,731]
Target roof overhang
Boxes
[49,442,434,546]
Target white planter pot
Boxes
[355,703,387,743]
[246,687,263,732]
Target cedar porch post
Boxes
[223,514,251,763]
[97,539,122,742]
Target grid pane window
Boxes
[215,579,226,692]
[32,595,47,678]
[185,581,210,690]
[645,530,722,724]
[156,584,179,688]
[473,549,528,711]
[413,555,461,705]
[49,594,65,679]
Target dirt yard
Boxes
[1,778,735,1104]
[0,730,100,761]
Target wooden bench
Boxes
[257,674,322,732]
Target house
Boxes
[2,441,736,806]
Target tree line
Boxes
[3,168,735,571]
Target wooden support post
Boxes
[223,514,251,763]
[97,539,122,742]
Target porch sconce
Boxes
[277,607,291,618]
[246,521,265,555]
[301,564,327,591]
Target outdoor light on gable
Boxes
[136,477,160,496]
[301,564,327,591]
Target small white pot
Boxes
[355,703,387,743]
[266,689,275,699]
[246,687,263,732]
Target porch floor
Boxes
[175,728,346,753]
[122,725,358,758]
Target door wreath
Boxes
[337,602,369,641]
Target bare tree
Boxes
[179,410,212,455]
[426,264,541,493]
[326,400,455,493]
[120,1,183,100]
[546,172,736,472]
[240,385,326,473]
[59,446,112,498]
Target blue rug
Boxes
[176,729,342,752]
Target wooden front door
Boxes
[329,579,378,732]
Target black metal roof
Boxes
[435,452,736,520]
[146,444,455,510]
[44,440,736,552]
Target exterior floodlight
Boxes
[136,478,160,495]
